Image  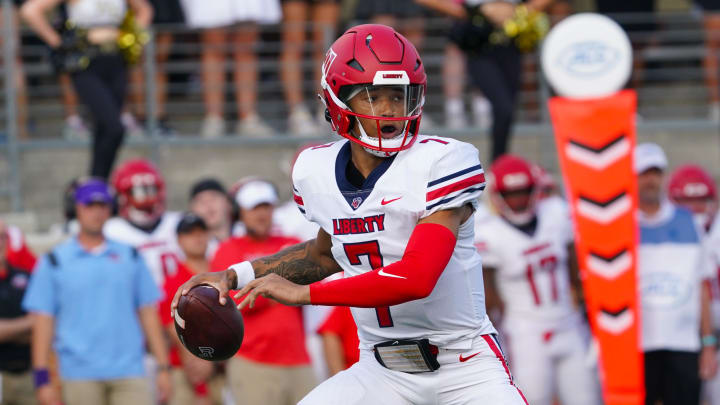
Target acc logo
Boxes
[641,273,691,309]
[556,41,619,77]
[198,346,215,359]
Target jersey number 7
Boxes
[343,241,394,328]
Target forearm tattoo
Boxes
[251,241,340,285]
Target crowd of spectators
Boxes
[2,0,717,154]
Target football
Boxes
[174,285,244,361]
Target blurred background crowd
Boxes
[1,0,720,404]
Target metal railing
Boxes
[1,5,718,212]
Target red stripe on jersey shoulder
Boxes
[294,194,304,206]
[426,173,485,202]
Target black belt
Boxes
[373,339,440,373]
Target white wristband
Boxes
[230,261,255,289]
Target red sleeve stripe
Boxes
[426,173,485,202]
[293,194,304,206]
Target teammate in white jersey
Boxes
[105,159,182,286]
[172,24,527,405]
[475,154,600,405]
[667,164,720,404]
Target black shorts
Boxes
[644,350,700,405]
[280,0,339,4]
[354,0,427,20]
[148,0,185,24]
[696,0,720,11]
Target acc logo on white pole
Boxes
[541,13,632,99]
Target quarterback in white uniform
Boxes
[104,159,182,286]
[173,24,527,405]
[475,155,601,405]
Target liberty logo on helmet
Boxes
[321,48,337,85]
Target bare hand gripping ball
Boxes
[174,285,244,361]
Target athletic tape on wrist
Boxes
[230,261,255,289]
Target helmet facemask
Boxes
[330,83,425,157]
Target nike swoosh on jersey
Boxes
[381,197,402,205]
[378,269,407,279]
[459,351,481,362]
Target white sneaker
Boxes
[62,114,90,140]
[444,98,468,130]
[710,102,720,122]
[237,114,274,138]
[121,112,145,138]
[288,106,319,137]
[200,115,226,138]
[472,96,492,130]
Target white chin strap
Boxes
[356,122,406,158]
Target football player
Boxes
[105,159,182,286]
[475,154,601,405]
[173,24,527,404]
[668,164,720,404]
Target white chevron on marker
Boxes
[577,194,632,224]
[597,309,634,335]
[586,250,632,280]
[566,137,631,170]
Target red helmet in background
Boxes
[668,164,717,229]
[489,155,539,225]
[111,159,166,227]
[320,24,427,157]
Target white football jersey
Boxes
[293,136,495,350]
[706,215,720,329]
[474,199,578,329]
[104,212,183,286]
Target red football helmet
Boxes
[668,164,717,229]
[320,24,427,157]
[111,159,166,227]
[489,155,539,225]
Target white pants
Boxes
[299,334,527,405]
[503,320,601,405]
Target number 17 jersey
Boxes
[292,136,496,350]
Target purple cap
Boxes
[75,178,113,205]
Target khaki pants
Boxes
[227,357,316,405]
[170,368,225,405]
[0,370,36,405]
[61,378,151,405]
